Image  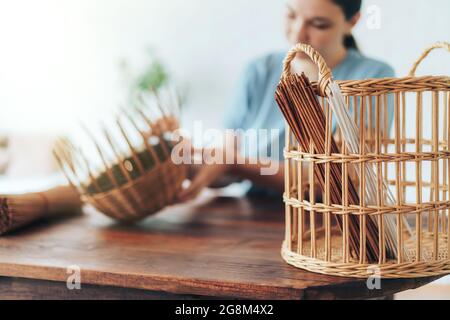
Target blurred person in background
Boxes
[178,0,394,202]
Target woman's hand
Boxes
[176,132,240,202]
[177,159,231,202]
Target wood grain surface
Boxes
[0,193,441,299]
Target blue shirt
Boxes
[225,48,395,161]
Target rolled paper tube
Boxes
[0,185,82,235]
[276,72,383,262]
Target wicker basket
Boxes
[54,97,186,222]
[281,42,450,278]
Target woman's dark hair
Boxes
[332,0,362,50]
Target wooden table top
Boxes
[0,192,442,299]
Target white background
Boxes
[0,0,449,133]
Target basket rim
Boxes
[307,74,450,97]
[282,42,449,97]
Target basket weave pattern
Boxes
[282,42,450,278]
[54,104,186,222]
[85,157,185,221]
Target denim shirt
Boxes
[224,48,395,195]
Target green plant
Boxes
[136,54,168,91]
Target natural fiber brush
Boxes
[0,186,82,235]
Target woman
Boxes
[178,0,394,202]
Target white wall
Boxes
[0,0,448,134]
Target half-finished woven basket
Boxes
[54,91,186,222]
[281,42,450,278]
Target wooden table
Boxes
[0,192,442,299]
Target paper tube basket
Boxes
[281,42,450,278]
[54,94,186,222]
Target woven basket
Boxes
[54,98,186,222]
[281,42,450,278]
